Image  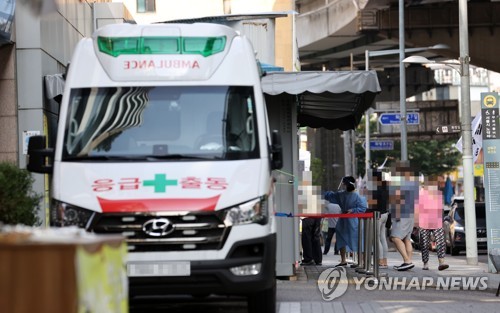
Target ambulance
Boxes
[27,23,282,312]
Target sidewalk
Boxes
[299,246,500,291]
[278,244,500,313]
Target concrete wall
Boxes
[295,0,361,49]
[2,0,99,164]
[15,0,105,169]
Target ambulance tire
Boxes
[247,281,276,313]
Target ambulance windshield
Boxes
[62,86,259,161]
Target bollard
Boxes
[354,217,363,268]
[373,211,380,278]
[358,213,372,274]
[366,216,373,273]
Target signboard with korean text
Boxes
[481,92,500,272]
[436,124,461,134]
[362,140,394,151]
[375,100,459,140]
[378,112,420,125]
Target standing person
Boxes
[389,161,420,271]
[367,170,390,269]
[416,176,449,271]
[323,191,342,255]
[330,176,368,267]
[320,217,328,247]
[300,216,323,266]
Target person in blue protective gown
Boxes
[329,176,368,267]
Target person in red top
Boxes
[415,176,449,271]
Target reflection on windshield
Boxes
[63,86,259,161]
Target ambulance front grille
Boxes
[89,212,230,252]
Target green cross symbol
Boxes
[143,174,178,193]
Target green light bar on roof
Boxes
[97,36,226,57]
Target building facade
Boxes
[0,0,296,225]
[0,0,133,224]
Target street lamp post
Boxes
[403,57,479,264]
[363,44,448,178]
[399,0,407,161]
[458,0,478,265]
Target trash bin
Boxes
[488,248,500,296]
[0,226,128,313]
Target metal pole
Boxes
[459,0,478,265]
[361,217,372,274]
[365,50,371,177]
[343,53,354,177]
[344,131,352,176]
[351,130,357,178]
[343,53,355,176]
[399,0,408,161]
[373,211,380,278]
[356,218,363,268]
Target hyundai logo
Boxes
[142,218,174,237]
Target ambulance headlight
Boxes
[224,197,268,226]
[50,200,94,229]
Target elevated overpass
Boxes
[296,0,500,101]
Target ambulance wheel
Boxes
[247,282,276,313]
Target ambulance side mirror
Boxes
[27,135,54,174]
[270,130,283,170]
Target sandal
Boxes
[334,262,348,267]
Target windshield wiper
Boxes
[64,154,222,162]
[145,154,222,160]
[64,155,148,161]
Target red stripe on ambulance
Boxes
[97,195,220,212]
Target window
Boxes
[137,0,155,13]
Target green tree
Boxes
[310,157,324,186]
[355,115,461,176]
[0,162,41,226]
[407,139,462,176]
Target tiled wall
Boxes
[14,0,109,169]
[4,0,112,225]
[0,44,17,163]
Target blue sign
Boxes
[363,140,394,150]
[379,112,420,125]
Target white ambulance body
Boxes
[28,23,282,312]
